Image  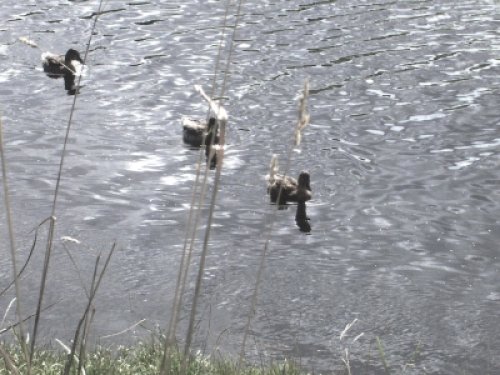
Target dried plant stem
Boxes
[100,319,146,339]
[0,116,30,366]
[77,288,96,375]
[161,3,235,373]
[161,107,220,372]
[220,0,244,96]
[208,0,232,100]
[182,130,225,367]
[0,301,59,337]
[30,0,105,361]
[183,11,238,373]
[160,159,206,374]
[63,243,116,375]
[182,0,241,367]
[237,140,294,371]
[0,217,51,298]
[238,80,310,369]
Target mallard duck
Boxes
[268,171,312,204]
[42,49,83,77]
[182,117,219,147]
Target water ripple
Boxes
[0,0,499,373]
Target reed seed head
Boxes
[268,154,279,184]
[294,79,310,146]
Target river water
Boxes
[0,0,499,374]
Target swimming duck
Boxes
[182,116,219,147]
[268,171,312,205]
[42,49,83,77]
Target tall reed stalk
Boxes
[30,0,105,365]
[62,243,116,375]
[160,2,238,373]
[0,115,30,367]
[183,98,228,369]
[160,145,214,374]
[238,80,310,370]
[180,0,242,360]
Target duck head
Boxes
[65,49,83,64]
[298,171,311,191]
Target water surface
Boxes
[0,0,499,374]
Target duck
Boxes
[182,116,219,147]
[268,171,312,205]
[42,49,83,77]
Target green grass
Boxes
[0,341,303,375]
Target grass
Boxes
[0,341,304,375]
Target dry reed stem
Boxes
[162,3,239,374]
[78,300,96,375]
[100,319,146,339]
[63,243,116,375]
[0,115,30,365]
[0,217,51,298]
[30,0,105,363]
[182,104,228,372]
[162,1,232,354]
[62,252,100,375]
[238,79,310,370]
[182,0,242,367]
[161,103,221,375]
[61,242,92,300]
[0,300,59,337]
[294,80,310,146]
[161,108,220,374]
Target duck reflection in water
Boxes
[295,201,311,233]
[41,49,84,95]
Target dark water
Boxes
[1,0,499,373]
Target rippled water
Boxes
[0,0,499,373]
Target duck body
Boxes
[268,171,312,204]
[42,49,83,77]
[182,117,219,147]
